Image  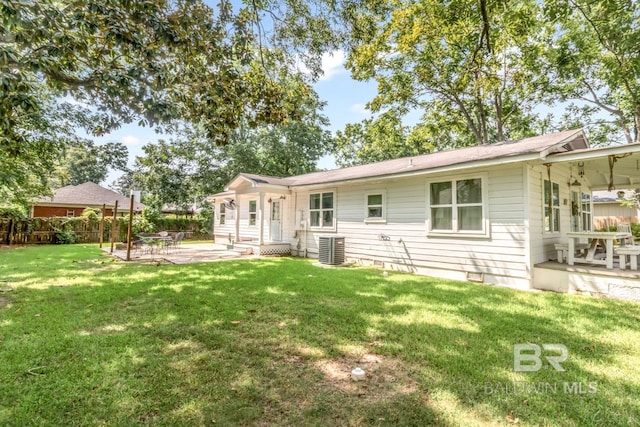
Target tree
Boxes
[333,111,435,166]
[1,0,326,205]
[545,0,640,144]
[53,141,129,187]
[341,0,553,146]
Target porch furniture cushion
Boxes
[616,246,640,270]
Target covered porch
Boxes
[211,174,294,256]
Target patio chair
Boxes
[617,223,633,246]
[166,232,184,253]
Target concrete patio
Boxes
[103,242,261,264]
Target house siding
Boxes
[292,165,531,289]
[528,163,573,265]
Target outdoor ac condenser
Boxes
[318,236,345,265]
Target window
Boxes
[428,177,485,234]
[66,209,75,217]
[365,193,385,222]
[581,192,592,231]
[248,200,257,226]
[219,203,226,225]
[310,191,334,228]
[544,180,560,233]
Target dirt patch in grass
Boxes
[0,296,8,309]
[312,352,419,403]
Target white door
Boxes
[270,200,281,241]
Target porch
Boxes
[533,261,640,301]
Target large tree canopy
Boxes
[545,0,640,144]
[340,0,553,146]
[1,0,333,206]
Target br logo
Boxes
[513,344,568,372]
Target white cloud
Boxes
[297,50,346,82]
[349,103,369,115]
[120,135,142,146]
[59,95,90,109]
[318,50,346,81]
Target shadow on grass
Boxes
[0,245,639,426]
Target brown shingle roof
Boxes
[227,129,587,189]
[36,182,145,210]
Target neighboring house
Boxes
[210,129,640,297]
[31,182,144,217]
[592,190,640,229]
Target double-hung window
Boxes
[428,176,486,235]
[365,192,385,222]
[543,180,560,233]
[310,191,334,228]
[219,203,226,225]
[248,200,257,226]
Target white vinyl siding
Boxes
[297,166,529,289]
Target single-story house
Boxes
[592,190,639,229]
[211,129,640,299]
[31,182,144,218]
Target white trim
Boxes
[543,178,561,234]
[364,191,387,224]
[425,173,490,238]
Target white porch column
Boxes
[234,195,240,243]
[259,192,265,245]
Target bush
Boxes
[54,228,77,244]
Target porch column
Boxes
[259,192,265,245]
[234,195,240,243]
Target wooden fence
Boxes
[0,217,209,245]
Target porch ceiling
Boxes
[579,152,640,191]
[548,143,640,191]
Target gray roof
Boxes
[224,129,587,190]
[593,190,632,203]
[36,182,145,210]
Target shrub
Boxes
[54,228,77,244]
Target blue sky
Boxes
[95,51,379,184]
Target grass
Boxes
[0,244,639,426]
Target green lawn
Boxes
[0,245,638,426]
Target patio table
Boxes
[566,231,632,269]
[141,236,173,254]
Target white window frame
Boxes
[219,203,226,225]
[248,200,257,227]
[364,191,386,223]
[543,179,560,234]
[426,174,489,238]
[581,192,592,232]
[309,190,336,230]
[66,209,75,217]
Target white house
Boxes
[211,129,640,299]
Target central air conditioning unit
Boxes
[318,236,345,265]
